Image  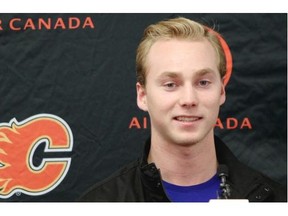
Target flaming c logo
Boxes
[0,114,73,199]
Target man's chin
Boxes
[173,136,202,146]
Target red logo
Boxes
[209,28,233,86]
[0,114,73,198]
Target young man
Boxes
[79,17,286,202]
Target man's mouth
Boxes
[174,116,202,122]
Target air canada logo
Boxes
[216,31,233,87]
[0,114,73,199]
[209,28,233,87]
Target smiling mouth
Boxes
[174,116,202,122]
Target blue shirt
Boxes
[162,174,221,202]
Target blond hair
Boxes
[136,17,226,86]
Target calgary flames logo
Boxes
[0,114,73,199]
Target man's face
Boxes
[137,39,225,146]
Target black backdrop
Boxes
[0,13,286,201]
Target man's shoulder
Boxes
[215,136,287,201]
[78,159,142,201]
[257,172,287,201]
[228,158,287,201]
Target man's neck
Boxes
[148,134,218,186]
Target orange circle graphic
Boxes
[209,29,233,86]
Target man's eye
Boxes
[199,80,210,87]
[167,83,175,87]
[164,82,176,88]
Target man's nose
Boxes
[178,85,198,108]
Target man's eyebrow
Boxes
[157,68,216,79]
[194,68,216,77]
[157,72,181,79]
[155,68,217,82]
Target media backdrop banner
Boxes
[0,13,286,201]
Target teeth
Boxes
[176,117,199,122]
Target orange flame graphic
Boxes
[0,114,73,198]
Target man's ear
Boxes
[220,78,226,106]
[136,82,148,111]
